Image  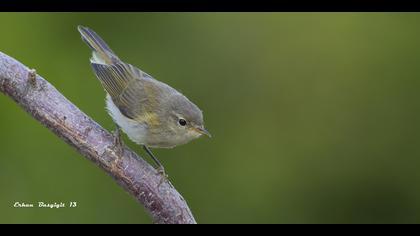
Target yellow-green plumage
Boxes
[78,25,209,148]
[79,26,167,123]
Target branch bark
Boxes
[0,51,196,224]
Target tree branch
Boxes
[0,51,196,224]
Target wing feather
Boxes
[91,62,156,120]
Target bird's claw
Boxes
[113,128,123,156]
[157,166,169,187]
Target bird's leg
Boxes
[113,125,124,154]
[143,145,169,185]
[142,145,164,171]
[110,125,124,172]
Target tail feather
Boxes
[78,25,119,64]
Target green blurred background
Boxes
[1,13,420,223]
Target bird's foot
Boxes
[157,166,170,187]
[113,127,124,156]
[109,127,124,172]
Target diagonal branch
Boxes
[0,51,196,224]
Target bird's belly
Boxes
[105,95,148,145]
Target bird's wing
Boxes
[91,62,162,121]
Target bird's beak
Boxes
[194,126,212,138]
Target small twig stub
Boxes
[28,69,37,86]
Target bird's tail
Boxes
[77,25,120,65]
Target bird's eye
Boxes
[178,118,187,126]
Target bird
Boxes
[77,25,210,177]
